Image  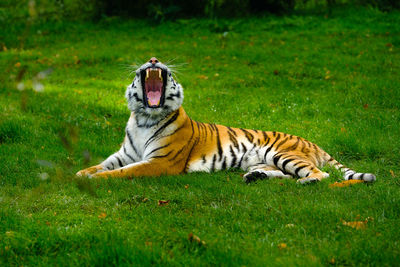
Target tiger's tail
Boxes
[325,157,376,182]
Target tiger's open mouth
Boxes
[141,67,167,108]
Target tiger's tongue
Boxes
[147,90,161,106]
[145,77,163,107]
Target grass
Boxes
[1,7,400,266]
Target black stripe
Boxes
[227,126,237,136]
[201,122,207,140]
[163,123,185,138]
[295,165,307,176]
[221,157,227,169]
[263,146,273,161]
[287,137,300,151]
[273,154,282,167]
[132,93,142,102]
[348,174,354,180]
[360,173,365,180]
[215,126,223,160]
[116,157,123,167]
[207,124,214,137]
[281,158,295,171]
[111,162,115,169]
[123,145,135,162]
[241,143,248,153]
[145,109,180,148]
[238,143,248,169]
[146,143,171,157]
[227,130,239,149]
[195,121,201,131]
[262,131,268,142]
[275,137,289,151]
[151,151,172,159]
[183,138,199,172]
[170,119,195,162]
[202,155,206,164]
[126,129,139,156]
[229,145,237,168]
[211,154,217,171]
[263,136,271,147]
[240,128,254,143]
[165,91,181,100]
[263,135,281,160]
[273,131,276,137]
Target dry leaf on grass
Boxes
[278,243,287,249]
[158,200,170,206]
[329,180,364,188]
[98,212,107,219]
[188,233,206,246]
[341,217,372,230]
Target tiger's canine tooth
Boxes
[158,69,162,80]
[146,68,150,80]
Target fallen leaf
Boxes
[278,243,287,249]
[340,127,346,133]
[329,180,364,188]
[184,184,189,189]
[329,258,336,264]
[273,70,279,75]
[363,103,369,109]
[142,197,149,202]
[98,212,107,219]
[386,43,393,47]
[390,170,395,177]
[158,200,170,206]
[15,62,21,68]
[342,219,367,230]
[198,75,208,80]
[188,233,206,246]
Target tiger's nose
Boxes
[149,57,159,64]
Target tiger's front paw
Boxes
[90,172,110,179]
[76,165,103,177]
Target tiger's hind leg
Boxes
[243,165,292,184]
[293,161,329,184]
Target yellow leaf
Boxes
[98,212,107,219]
[342,220,367,230]
[188,233,206,246]
[329,180,364,188]
[158,200,170,206]
[390,170,395,177]
[15,62,21,68]
[278,243,287,249]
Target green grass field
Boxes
[1,8,400,266]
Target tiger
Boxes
[76,57,376,184]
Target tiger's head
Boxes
[125,57,184,126]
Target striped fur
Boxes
[76,60,376,184]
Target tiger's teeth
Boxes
[146,69,150,80]
[148,100,160,106]
[158,69,162,81]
